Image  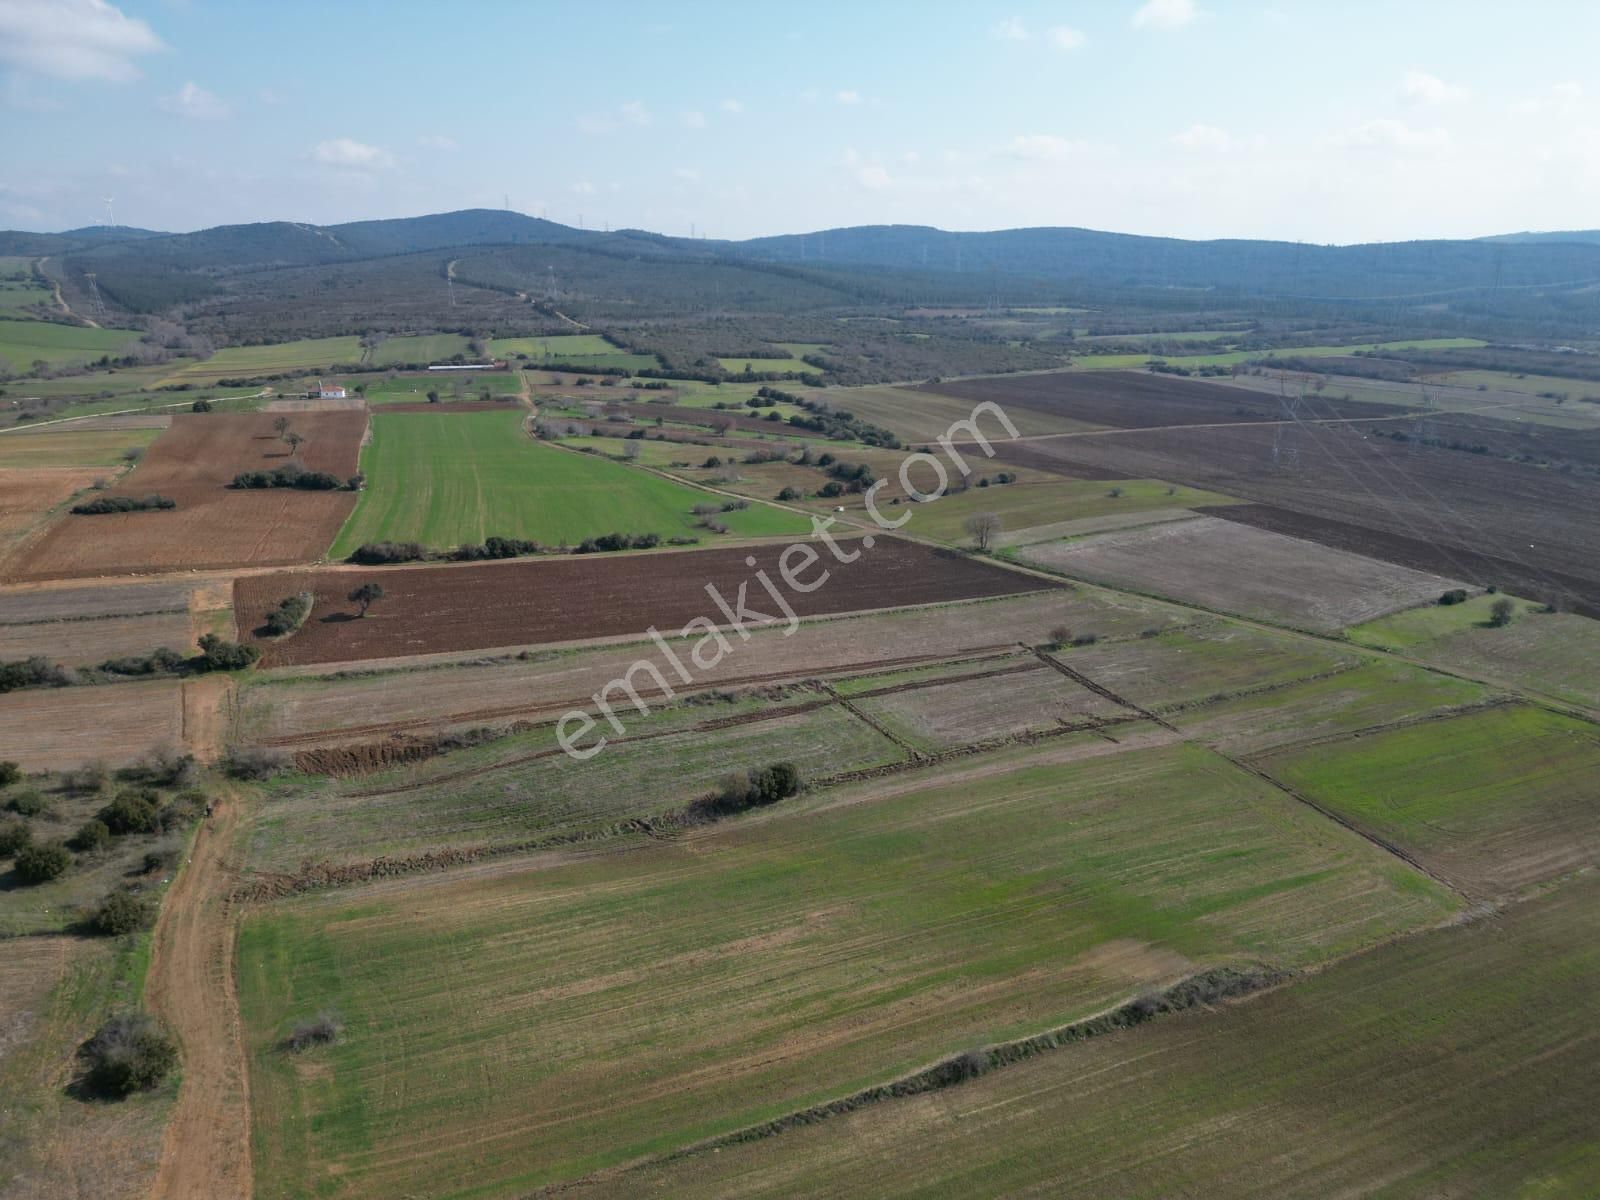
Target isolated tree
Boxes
[1489,597,1516,628]
[426,389,440,404]
[964,512,1002,552]
[623,441,642,461]
[273,415,290,438]
[284,430,306,455]
[348,582,386,617]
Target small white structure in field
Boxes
[309,379,347,400]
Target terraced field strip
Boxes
[583,873,1600,1199]
[238,741,1457,1197]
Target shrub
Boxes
[190,398,212,412]
[4,788,46,816]
[1045,625,1071,650]
[0,760,19,787]
[0,819,32,857]
[98,788,161,835]
[1489,597,1516,627]
[88,890,153,936]
[283,1012,343,1052]
[14,843,71,883]
[262,592,314,636]
[79,1012,178,1097]
[159,789,208,831]
[231,463,346,491]
[197,633,260,672]
[688,761,802,820]
[142,848,178,874]
[223,746,290,780]
[349,541,426,565]
[1072,631,1100,646]
[71,494,176,515]
[1438,589,1469,606]
[776,486,801,501]
[99,647,186,677]
[68,819,112,853]
[64,760,109,793]
[0,656,76,693]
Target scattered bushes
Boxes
[349,540,426,565]
[575,531,661,554]
[0,820,32,857]
[79,1012,178,1097]
[99,647,186,677]
[451,536,543,561]
[1045,625,1072,650]
[1489,597,1516,628]
[72,494,176,515]
[68,820,112,853]
[688,762,802,821]
[13,842,71,883]
[223,745,290,780]
[4,788,46,816]
[283,1012,343,1052]
[1438,588,1470,606]
[98,788,162,835]
[87,890,153,936]
[197,633,260,672]
[0,761,19,787]
[262,592,314,636]
[231,463,348,490]
[776,486,801,501]
[0,656,76,693]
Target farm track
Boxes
[145,788,253,1200]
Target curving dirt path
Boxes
[144,788,253,1200]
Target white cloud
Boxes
[673,167,700,182]
[1513,81,1583,116]
[1132,0,1197,31]
[0,0,164,82]
[1048,25,1086,50]
[721,98,743,113]
[991,16,1030,40]
[417,134,457,150]
[311,138,395,170]
[157,80,228,119]
[257,86,284,106]
[1334,118,1450,151]
[578,101,653,134]
[570,180,596,195]
[1173,123,1228,150]
[836,89,861,105]
[1401,69,1467,106]
[680,109,706,129]
[619,100,652,126]
[1007,133,1086,161]
[856,164,891,190]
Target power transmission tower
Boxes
[103,196,115,226]
[83,272,106,316]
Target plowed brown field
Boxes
[237,537,1058,667]
[9,411,366,579]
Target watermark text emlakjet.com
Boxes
[557,401,1020,760]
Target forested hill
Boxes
[731,224,1600,299]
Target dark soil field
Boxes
[10,411,367,579]
[236,537,1057,666]
[987,402,1600,615]
[924,369,1406,430]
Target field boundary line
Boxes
[1031,647,1178,731]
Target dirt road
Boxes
[144,790,252,1200]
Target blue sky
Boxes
[3,0,1599,242]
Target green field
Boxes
[328,409,810,557]
[0,426,161,467]
[715,356,809,375]
[0,264,53,317]
[1261,704,1600,897]
[159,336,365,385]
[365,334,472,365]
[362,371,521,403]
[0,319,141,373]
[595,874,1600,1199]
[490,334,657,372]
[239,740,1455,1196]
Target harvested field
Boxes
[850,663,1127,750]
[0,578,193,623]
[995,505,1198,547]
[924,368,1406,431]
[0,678,184,770]
[1057,621,1361,712]
[823,384,1108,442]
[591,874,1600,1200]
[0,427,161,468]
[235,591,1171,747]
[0,467,100,566]
[0,608,192,664]
[1259,704,1600,898]
[1176,659,1490,756]
[238,741,1455,1196]
[907,477,1236,546]
[1021,516,1461,632]
[993,413,1600,616]
[10,411,365,579]
[246,701,904,871]
[237,536,1058,668]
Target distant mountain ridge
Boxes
[8,209,1600,314]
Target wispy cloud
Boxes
[0,0,165,81]
[836,89,861,105]
[856,164,891,190]
[680,109,706,129]
[157,80,228,119]
[1401,70,1467,106]
[720,98,743,113]
[417,133,457,150]
[1132,0,1197,31]
[1334,118,1450,151]
[1172,122,1233,150]
[577,101,654,134]
[1048,25,1086,50]
[991,16,1030,41]
[1007,133,1088,161]
[1513,80,1583,116]
[311,137,395,170]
